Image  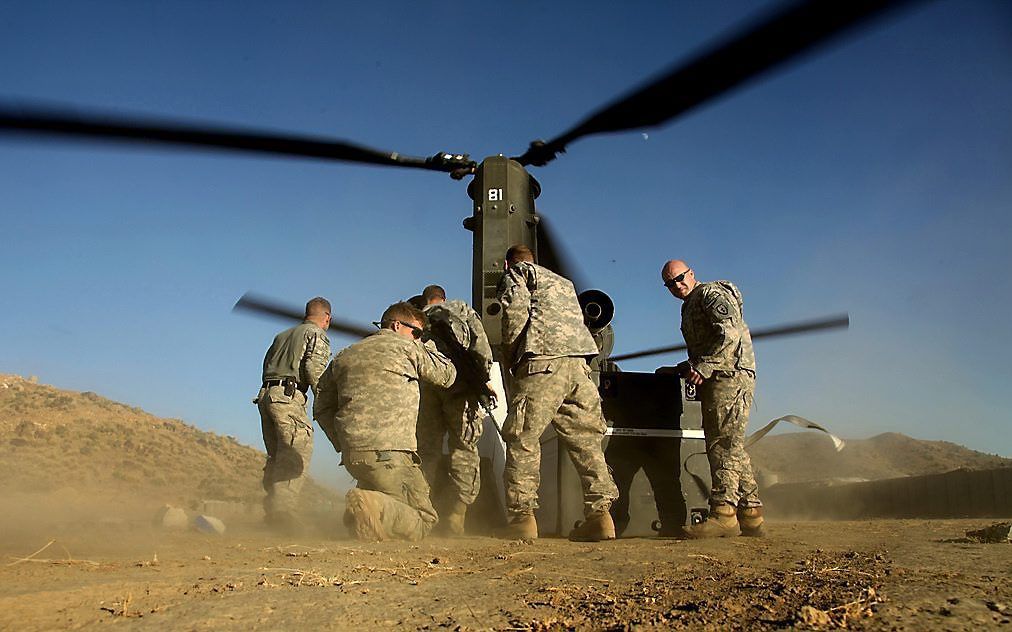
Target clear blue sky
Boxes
[2,1,1010,488]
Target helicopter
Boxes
[0,0,889,344]
[0,0,938,533]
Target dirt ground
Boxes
[1,517,1009,631]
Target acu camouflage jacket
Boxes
[497,261,598,368]
[422,299,494,380]
[680,280,756,379]
[312,329,456,453]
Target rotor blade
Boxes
[610,313,849,363]
[0,103,474,173]
[535,215,590,292]
[515,0,924,166]
[233,292,373,339]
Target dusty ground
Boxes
[2,377,1009,629]
[1,518,1009,631]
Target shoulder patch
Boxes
[702,287,735,320]
[713,280,744,306]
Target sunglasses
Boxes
[398,320,424,338]
[373,320,424,338]
[663,270,691,288]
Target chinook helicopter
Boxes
[0,0,924,533]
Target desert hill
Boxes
[3,373,1008,510]
[0,374,336,513]
[750,431,1012,486]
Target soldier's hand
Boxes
[483,381,498,408]
[671,360,704,385]
[684,367,705,385]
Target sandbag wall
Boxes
[764,467,1012,520]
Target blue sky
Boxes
[2,1,1010,488]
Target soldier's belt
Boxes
[344,450,393,463]
[342,449,419,465]
[262,378,309,394]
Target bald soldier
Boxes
[415,284,496,535]
[661,260,764,538]
[255,296,332,532]
[497,244,619,541]
[313,301,456,541]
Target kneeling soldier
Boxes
[314,302,456,541]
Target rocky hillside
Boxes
[750,431,1012,485]
[3,373,1007,506]
[0,374,335,511]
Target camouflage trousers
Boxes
[503,356,618,517]
[700,370,761,508]
[417,385,483,505]
[343,450,438,541]
[257,386,313,518]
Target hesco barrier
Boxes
[763,467,1012,520]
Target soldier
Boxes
[416,284,496,536]
[497,244,619,541]
[661,259,764,537]
[313,301,456,541]
[255,296,332,533]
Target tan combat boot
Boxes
[496,513,538,540]
[737,506,766,537]
[568,511,617,542]
[443,499,468,537]
[684,504,739,539]
[345,488,387,542]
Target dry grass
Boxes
[0,374,336,512]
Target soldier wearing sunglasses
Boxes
[661,260,763,538]
[313,301,456,541]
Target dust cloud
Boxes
[1,375,1010,629]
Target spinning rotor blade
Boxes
[535,215,590,292]
[0,103,474,173]
[233,292,373,339]
[515,0,923,166]
[610,313,849,362]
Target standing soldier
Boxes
[661,259,764,538]
[416,284,496,536]
[255,296,332,533]
[497,244,619,541]
[313,301,456,541]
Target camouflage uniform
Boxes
[417,299,494,506]
[313,329,456,540]
[588,324,617,386]
[497,261,618,518]
[680,281,760,509]
[256,320,331,520]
